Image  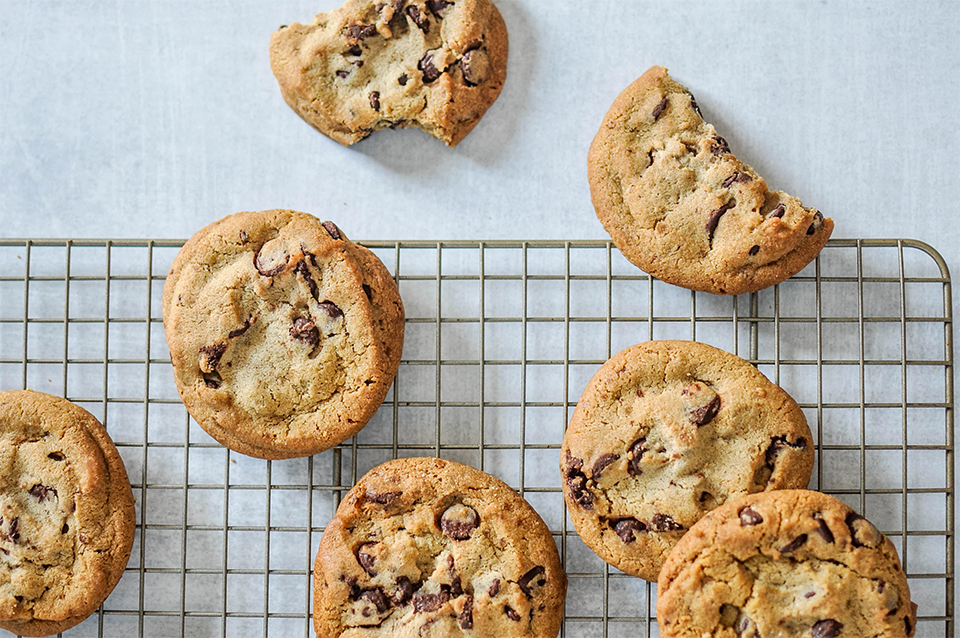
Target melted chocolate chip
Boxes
[846,512,882,548]
[357,543,377,575]
[390,576,416,606]
[413,590,450,613]
[228,316,255,339]
[610,517,646,543]
[461,48,488,85]
[440,504,479,540]
[779,533,808,553]
[29,484,57,502]
[322,221,343,240]
[763,436,807,478]
[813,513,835,543]
[811,619,843,638]
[336,69,350,78]
[47,452,65,461]
[405,5,429,31]
[688,393,721,427]
[706,201,736,242]
[505,606,520,622]
[347,23,377,41]
[749,245,760,256]
[518,565,546,598]
[8,517,20,543]
[203,372,222,389]
[768,204,786,219]
[652,96,669,120]
[359,588,390,614]
[488,578,500,597]
[711,136,730,155]
[627,438,646,476]
[344,45,362,57]
[563,452,594,509]
[398,74,408,85]
[722,172,753,188]
[290,316,319,346]
[591,454,619,478]
[199,343,227,372]
[319,301,344,319]
[365,490,401,505]
[739,506,763,526]
[651,513,684,532]
[458,594,474,629]
[419,51,441,83]
[369,91,381,111]
[426,0,452,16]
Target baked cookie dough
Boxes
[560,341,813,581]
[657,489,917,638]
[270,0,508,147]
[0,390,136,637]
[588,66,833,295]
[314,457,566,637]
[162,210,404,459]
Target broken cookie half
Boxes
[588,66,834,295]
[270,0,508,147]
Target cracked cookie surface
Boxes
[314,457,565,637]
[270,0,508,147]
[588,66,834,295]
[0,390,136,637]
[162,210,404,459]
[657,489,917,638]
[560,341,813,581]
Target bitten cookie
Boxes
[270,0,508,147]
[0,390,136,637]
[588,66,834,295]
[314,457,566,637]
[657,489,917,638]
[162,210,404,460]
[560,341,813,581]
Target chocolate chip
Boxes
[369,91,381,111]
[362,283,373,300]
[763,436,807,479]
[199,343,227,373]
[29,484,57,502]
[336,70,350,78]
[689,93,702,117]
[813,513,835,543]
[591,453,619,478]
[239,229,249,243]
[390,576,416,606]
[779,533,808,553]
[627,438,646,477]
[651,513,684,532]
[405,5,429,31]
[563,452,594,510]
[652,96,669,120]
[61,523,69,534]
[440,504,479,540]
[47,452,65,461]
[354,60,364,68]
[610,517,646,543]
[804,590,816,598]
[290,316,320,346]
[418,51,441,83]
[807,211,824,235]
[722,172,753,188]
[357,543,377,575]
[767,204,786,219]
[711,136,730,155]
[322,221,343,240]
[398,74,408,85]
[458,594,474,629]
[319,300,344,319]
[749,245,760,256]
[413,590,450,613]
[254,244,289,276]
[344,45,362,57]
[518,565,546,598]
[739,506,763,526]
[686,391,721,427]
[365,490,401,505]
[359,588,390,614]
[8,517,20,543]
[846,512,882,548]
[203,372,222,389]
[488,578,500,597]
[426,0,452,16]
[505,606,520,622]
[706,201,735,242]
[347,23,377,41]
[811,619,843,638]
[228,316,255,339]
[461,48,488,86]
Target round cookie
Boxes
[560,340,813,581]
[657,489,918,638]
[588,66,834,295]
[162,210,404,460]
[314,457,566,638]
[270,0,508,147]
[0,390,136,637]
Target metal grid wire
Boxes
[0,238,953,637]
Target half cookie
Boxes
[657,489,917,638]
[162,210,404,459]
[588,66,833,295]
[314,457,566,637]
[560,341,813,581]
[0,390,136,637]
[270,0,508,147]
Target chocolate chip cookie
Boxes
[0,390,136,637]
[588,66,834,295]
[314,457,566,637]
[162,210,404,460]
[657,489,917,637]
[560,340,813,581]
[270,0,508,147]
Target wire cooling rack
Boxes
[0,238,954,637]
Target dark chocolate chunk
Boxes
[767,203,786,219]
[610,517,646,543]
[811,619,843,638]
[687,393,721,427]
[706,201,735,242]
[418,51,441,83]
[390,576,416,606]
[563,452,594,510]
[813,513,835,543]
[347,22,377,41]
[763,436,807,477]
[254,246,289,276]
[369,91,381,111]
[591,453,619,478]
[689,92,702,117]
[405,5,429,31]
[290,316,319,346]
[458,594,474,629]
[322,221,343,240]
[846,512,882,548]
[651,513,684,532]
[652,96,669,120]
[29,484,57,502]
[739,506,763,526]
[199,343,227,373]
[47,452,65,461]
[722,172,753,188]
[426,0,452,16]
[711,136,730,155]
[627,438,646,477]
[359,588,390,614]
[319,300,344,319]
[228,316,255,339]
[488,578,500,597]
[413,590,450,613]
[398,73,408,85]
[505,606,520,622]
[61,523,69,534]
[365,490,401,505]
[748,245,760,256]
[518,565,546,598]
[779,533,808,553]
[440,503,480,540]
[461,48,487,85]
[357,543,377,575]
